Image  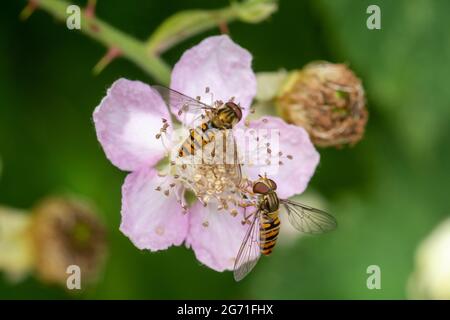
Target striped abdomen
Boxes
[259,212,280,256]
[178,122,215,157]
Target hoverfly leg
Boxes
[241,210,256,225]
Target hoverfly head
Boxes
[253,176,277,194]
[216,101,242,129]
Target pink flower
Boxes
[93,35,319,272]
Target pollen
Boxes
[175,162,242,214]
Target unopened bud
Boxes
[276,61,368,147]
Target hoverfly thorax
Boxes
[212,101,242,129]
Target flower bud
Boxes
[276,61,368,147]
[408,218,450,299]
[30,197,107,286]
[234,0,278,24]
[0,207,34,282]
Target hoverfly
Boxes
[233,175,337,281]
[153,85,242,159]
[154,85,244,206]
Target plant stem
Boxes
[35,0,171,85]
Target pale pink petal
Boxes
[171,35,256,124]
[120,166,188,251]
[185,201,248,272]
[236,116,320,199]
[93,78,171,171]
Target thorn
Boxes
[93,47,121,75]
[85,0,100,32]
[19,0,37,21]
[86,0,97,19]
[219,21,230,35]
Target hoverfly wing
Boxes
[233,210,261,281]
[153,85,215,115]
[280,199,337,234]
[224,131,242,187]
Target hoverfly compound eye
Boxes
[226,102,242,122]
[253,181,270,194]
[268,179,277,190]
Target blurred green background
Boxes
[1,0,449,299]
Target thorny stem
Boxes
[31,0,277,84]
[34,0,172,85]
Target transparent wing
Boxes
[233,211,261,281]
[201,129,242,188]
[152,85,215,116]
[223,131,242,187]
[280,199,337,234]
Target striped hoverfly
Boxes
[234,175,337,281]
[154,85,244,207]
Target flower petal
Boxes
[171,35,256,124]
[237,116,320,199]
[185,201,248,272]
[93,78,171,171]
[120,167,188,251]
